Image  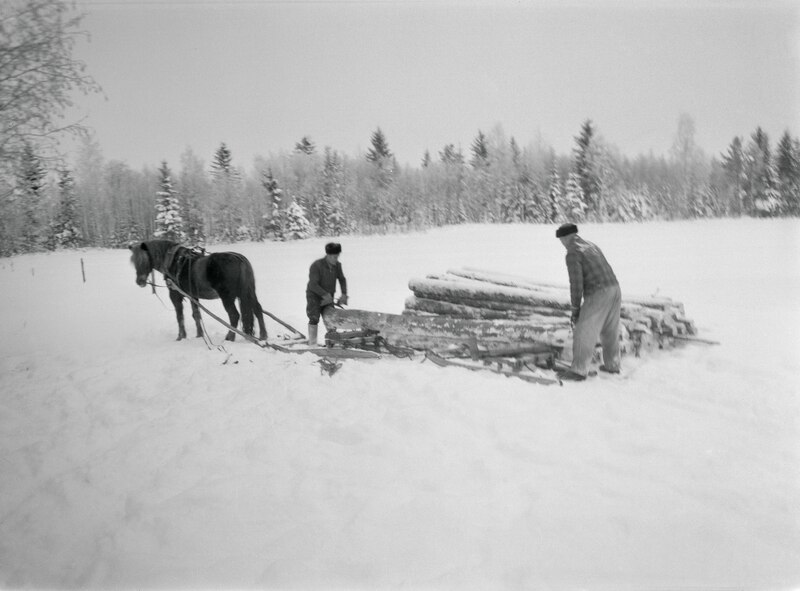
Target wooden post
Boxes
[80,258,86,283]
[151,270,156,294]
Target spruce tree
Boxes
[16,142,47,252]
[421,150,432,168]
[285,200,312,240]
[366,127,394,188]
[50,168,82,249]
[153,161,186,242]
[366,127,392,162]
[776,131,800,215]
[294,136,316,155]
[178,147,209,247]
[547,161,562,222]
[721,136,747,215]
[261,168,285,241]
[573,120,599,217]
[209,142,242,241]
[439,144,463,165]
[559,172,587,222]
[746,128,781,216]
[470,130,489,168]
[319,147,346,236]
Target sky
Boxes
[66,0,800,171]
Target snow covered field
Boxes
[1,219,799,590]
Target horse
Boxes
[129,240,267,342]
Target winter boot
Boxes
[307,324,318,346]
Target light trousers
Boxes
[570,284,622,376]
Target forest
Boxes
[1,116,799,258]
[2,0,799,257]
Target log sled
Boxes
[320,266,714,384]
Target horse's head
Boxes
[129,242,152,287]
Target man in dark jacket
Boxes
[306,242,348,345]
[556,223,621,381]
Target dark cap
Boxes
[325,242,342,255]
[555,223,578,238]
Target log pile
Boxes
[402,267,699,359]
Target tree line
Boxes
[1,117,799,257]
[2,0,798,257]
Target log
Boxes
[405,296,571,324]
[405,296,529,320]
[408,277,572,310]
[324,307,570,352]
[449,267,683,313]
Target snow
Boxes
[1,219,799,589]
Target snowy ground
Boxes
[1,219,799,590]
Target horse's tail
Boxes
[238,256,266,338]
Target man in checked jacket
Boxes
[305,242,348,345]
[556,223,621,381]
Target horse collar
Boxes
[162,245,181,274]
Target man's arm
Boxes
[566,253,583,320]
[336,264,347,295]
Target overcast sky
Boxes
[68,0,799,171]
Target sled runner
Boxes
[424,349,562,386]
[280,341,382,359]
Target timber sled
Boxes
[274,333,382,360]
[323,308,565,385]
[425,349,561,386]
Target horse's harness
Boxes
[160,244,205,291]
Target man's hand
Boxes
[337,294,348,306]
[320,294,334,307]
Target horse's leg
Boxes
[190,300,203,338]
[220,294,240,341]
[238,294,254,337]
[169,289,187,340]
[253,296,267,340]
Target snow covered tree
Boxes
[284,200,312,240]
[572,120,600,217]
[745,128,781,217]
[294,136,316,155]
[261,168,285,241]
[470,130,489,169]
[50,167,82,249]
[776,131,800,215]
[559,172,587,222]
[16,142,48,252]
[366,127,394,188]
[178,148,208,247]
[547,161,562,222]
[366,127,392,163]
[319,147,346,236]
[721,136,747,215]
[421,150,432,168]
[439,144,464,165]
[510,137,522,169]
[209,143,243,241]
[153,161,186,242]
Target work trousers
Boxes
[306,292,333,326]
[570,284,622,376]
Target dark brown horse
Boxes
[129,240,267,342]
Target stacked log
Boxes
[403,267,699,358]
[324,307,572,354]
